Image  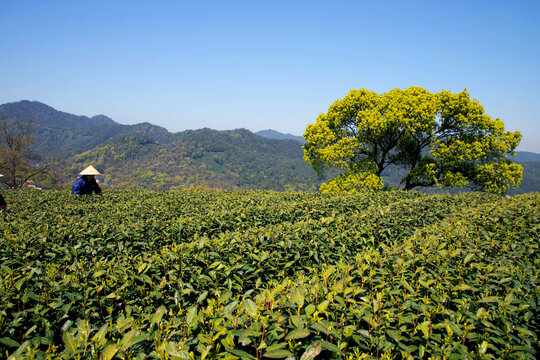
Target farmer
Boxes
[0,174,6,211]
[72,165,102,195]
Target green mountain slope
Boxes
[0,100,173,156]
[508,161,540,194]
[255,129,305,142]
[1,100,538,193]
[66,130,324,191]
[514,151,540,162]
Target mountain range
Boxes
[0,100,538,193]
[0,101,323,191]
[255,129,305,142]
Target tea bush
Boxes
[0,190,537,359]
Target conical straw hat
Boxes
[79,165,101,176]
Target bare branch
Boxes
[0,115,53,188]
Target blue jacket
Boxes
[72,176,102,195]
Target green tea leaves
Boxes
[0,189,538,359]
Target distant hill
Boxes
[508,161,540,194]
[0,100,115,128]
[65,129,324,191]
[513,151,540,163]
[0,100,173,157]
[256,129,305,142]
[1,100,538,193]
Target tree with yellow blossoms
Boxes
[303,87,522,194]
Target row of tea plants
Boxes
[0,189,538,359]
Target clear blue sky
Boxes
[1,0,539,152]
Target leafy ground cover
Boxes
[0,190,538,359]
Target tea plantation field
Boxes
[0,190,538,359]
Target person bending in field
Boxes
[72,165,102,195]
[0,193,6,211]
[0,174,7,211]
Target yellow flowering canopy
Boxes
[303,87,522,194]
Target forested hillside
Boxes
[65,130,324,191]
[255,129,305,142]
[1,100,539,193]
[0,101,173,156]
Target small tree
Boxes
[0,115,55,188]
[303,87,523,194]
